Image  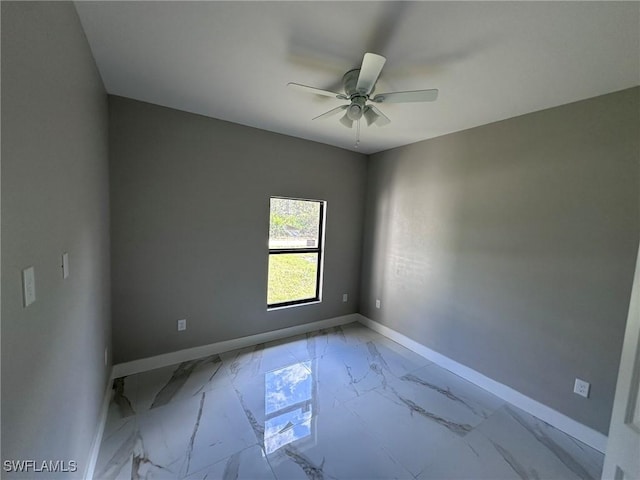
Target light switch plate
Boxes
[22,266,36,307]
[343,294,348,302]
[62,252,69,279]
[177,319,187,331]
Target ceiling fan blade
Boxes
[356,53,386,95]
[312,105,348,120]
[368,105,391,126]
[339,112,353,129]
[371,89,439,103]
[288,82,348,100]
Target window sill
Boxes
[267,300,321,312]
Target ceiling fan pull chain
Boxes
[355,119,361,148]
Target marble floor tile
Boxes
[175,388,259,476]
[313,343,393,403]
[110,354,230,419]
[363,337,433,378]
[234,359,314,423]
[343,388,464,477]
[339,322,384,342]
[279,324,381,363]
[382,363,506,428]
[307,323,383,358]
[94,417,137,480]
[95,322,603,480]
[97,386,258,478]
[265,403,413,479]
[184,445,276,480]
[311,338,431,406]
[221,343,301,386]
[417,405,604,480]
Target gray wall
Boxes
[1,2,111,477]
[361,87,639,435]
[109,96,367,363]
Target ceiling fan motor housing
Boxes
[343,68,376,97]
[343,69,370,120]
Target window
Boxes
[267,197,325,308]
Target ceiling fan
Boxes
[288,52,438,147]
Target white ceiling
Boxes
[74,1,639,155]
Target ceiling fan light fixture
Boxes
[363,107,379,127]
[347,103,362,121]
[346,96,367,121]
[339,113,353,128]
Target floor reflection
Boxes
[264,360,316,454]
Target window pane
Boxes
[267,253,318,305]
[269,198,320,249]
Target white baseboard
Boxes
[357,314,608,453]
[84,375,114,480]
[112,314,359,378]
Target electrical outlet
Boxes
[343,293,348,302]
[375,299,381,309]
[574,378,590,398]
[177,319,187,331]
